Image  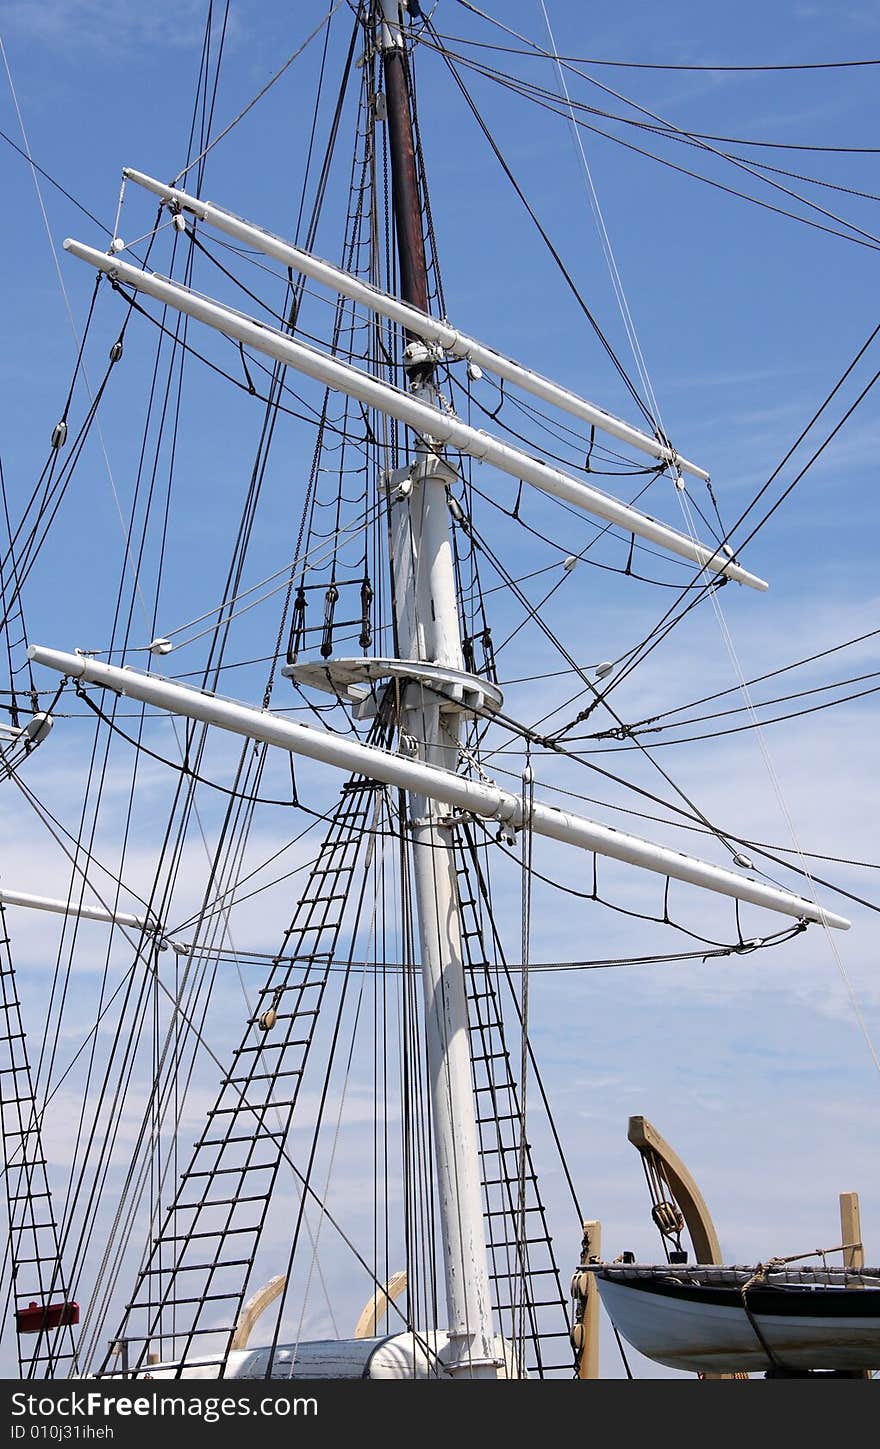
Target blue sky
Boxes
[1,0,879,1379]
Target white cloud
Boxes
[3,1,216,54]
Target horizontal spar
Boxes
[0,886,154,933]
[64,240,766,591]
[124,166,710,483]
[28,647,848,931]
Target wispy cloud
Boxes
[795,3,880,33]
[3,1,215,54]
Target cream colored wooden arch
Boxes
[627,1115,722,1265]
[353,1270,408,1339]
[231,1274,287,1350]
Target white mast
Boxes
[376,0,496,1376]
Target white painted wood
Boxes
[140,1332,523,1380]
[63,241,765,589]
[596,1274,880,1374]
[390,394,498,1377]
[378,0,404,52]
[0,886,153,933]
[122,168,710,482]
[27,647,850,931]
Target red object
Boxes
[15,1300,80,1334]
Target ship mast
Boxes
[377,0,498,1377]
[37,0,854,1383]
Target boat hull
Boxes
[596,1272,880,1374]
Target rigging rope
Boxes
[440,27,880,75]
[424,18,658,429]
[172,2,347,184]
[537,0,665,444]
[425,26,880,251]
[451,1,880,239]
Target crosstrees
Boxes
[0,904,77,1378]
[98,774,380,1376]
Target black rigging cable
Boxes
[437,30,880,76]
[16,4,253,1359]
[560,318,880,719]
[420,35,880,253]
[424,21,658,429]
[626,626,880,729]
[578,679,880,748]
[451,2,880,144]
[457,507,751,868]
[583,669,880,741]
[0,128,110,230]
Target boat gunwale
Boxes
[591,1266,880,1318]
